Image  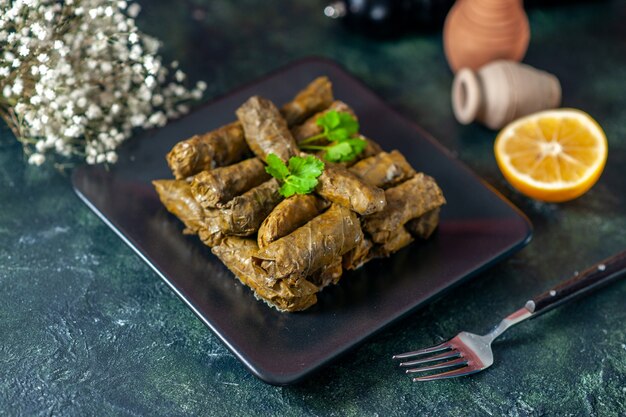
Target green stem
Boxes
[298,133,326,145]
[300,145,327,151]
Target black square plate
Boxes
[72,58,532,385]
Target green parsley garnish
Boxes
[299,110,367,163]
[265,153,325,197]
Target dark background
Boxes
[1,1,625,415]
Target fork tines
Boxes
[392,341,475,382]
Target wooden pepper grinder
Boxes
[452,60,562,129]
[443,0,530,73]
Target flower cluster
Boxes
[0,0,206,166]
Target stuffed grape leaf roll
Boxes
[252,204,363,280]
[373,226,414,257]
[166,77,334,179]
[216,178,283,236]
[236,96,299,162]
[349,150,416,189]
[197,207,226,248]
[152,179,226,246]
[152,179,204,234]
[357,137,384,162]
[308,257,343,289]
[190,157,269,209]
[280,76,334,126]
[257,194,330,249]
[316,165,386,215]
[211,237,319,312]
[166,121,249,180]
[342,235,374,271]
[363,173,445,244]
[406,207,441,240]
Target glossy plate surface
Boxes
[72,58,532,385]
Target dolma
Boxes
[363,173,445,244]
[166,77,333,179]
[190,157,269,209]
[197,207,226,247]
[292,100,356,143]
[360,137,383,160]
[406,208,441,240]
[349,150,416,189]
[211,237,319,312]
[342,236,374,271]
[152,179,204,234]
[373,226,414,257]
[236,96,299,162]
[252,205,363,280]
[166,121,249,180]
[309,257,343,289]
[217,178,283,236]
[257,194,330,249]
[316,165,386,216]
[281,76,334,126]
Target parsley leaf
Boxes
[300,110,365,163]
[265,153,290,180]
[324,138,367,162]
[265,153,325,197]
[319,111,359,142]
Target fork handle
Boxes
[525,249,626,316]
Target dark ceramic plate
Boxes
[72,58,532,385]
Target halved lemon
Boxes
[494,109,608,202]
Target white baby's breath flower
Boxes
[12,79,23,95]
[151,94,163,106]
[64,125,81,138]
[15,103,26,113]
[130,113,146,127]
[0,0,204,166]
[106,151,118,163]
[127,3,141,18]
[28,153,45,166]
[43,89,55,100]
[142,36,160,54]
[145,75,155,88]
[18,45,30,57]
[36,140,47,152]
[30,95,42,105]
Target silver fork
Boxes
[393,249,626,382]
